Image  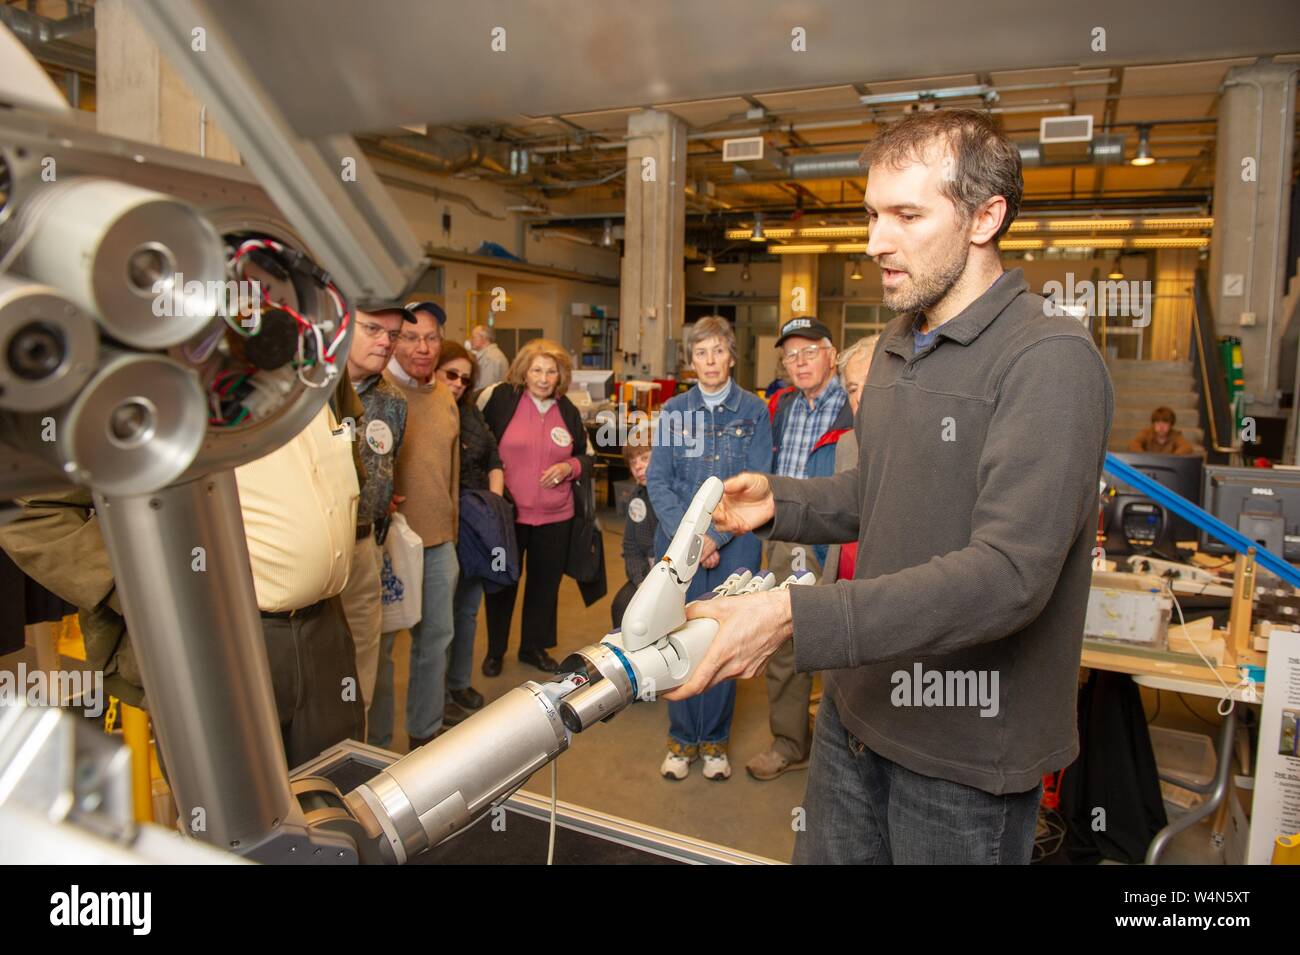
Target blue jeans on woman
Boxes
[665,532,761,752]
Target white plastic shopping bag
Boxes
[380,513,424,632]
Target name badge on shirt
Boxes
[628,497,647,523]
[550,426,572,448]
[366,419,394,455]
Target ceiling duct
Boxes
[756,135,1127,183]
[368,129,510,176]
[1018,134,1125,167]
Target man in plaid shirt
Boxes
[748,316,853,782]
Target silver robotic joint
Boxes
[556,642,637,734]
[346,682,571,865]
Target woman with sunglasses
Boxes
[434,342,503,723]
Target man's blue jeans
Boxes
[367,541,458,747]
[792,693,1042,864]
[449,573,483,693]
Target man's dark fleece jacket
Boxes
[758,269,1113,795]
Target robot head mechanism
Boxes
[0,173,352,501]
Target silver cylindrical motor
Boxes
[0,274,98,412]
[557,642,637,733]
[7,178,225,349]
[0,349,208,495]
[347,683,570,864]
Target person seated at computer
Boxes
[1128,406,1196,455]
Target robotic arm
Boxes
[343,477,813,863]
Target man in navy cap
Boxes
[369,297,462,750]
[748,316,852,781]
[406,299,447,329]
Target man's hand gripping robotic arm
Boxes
[346,476,813,863]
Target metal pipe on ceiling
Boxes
[761,135,1125,182]
[0,5,96,75]
[539,167,627,191]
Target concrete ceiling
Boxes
[146,0,1300,136]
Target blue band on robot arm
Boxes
[601,641,639,698]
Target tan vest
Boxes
[385,372,460,547]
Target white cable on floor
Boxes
[547,760,558,865]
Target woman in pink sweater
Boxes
[480,339,589,675]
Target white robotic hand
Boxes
[617,476,724,652]
[556,478,815,732]
[348,480,813,862]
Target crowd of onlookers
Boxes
[0,281,876,783]
[348,304,882,784]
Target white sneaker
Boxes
[701,751,732,781]
[660,751,693,780]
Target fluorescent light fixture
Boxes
[769,244,830,254]
[1046,219,1132,232]
[1050,237,1125,249]
[798,225,870,239]
[1130,237,1209,249]
[1141,217,1213,231]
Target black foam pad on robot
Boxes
[243,309,299,370]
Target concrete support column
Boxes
[1208,59,1298,413]
[96,0,240,161]
[1150,248,1197,362]
[619,110,686,378]
[778,254,820,325]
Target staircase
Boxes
[1107,359,1205,453]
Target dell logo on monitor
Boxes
[1251,487,1275,496]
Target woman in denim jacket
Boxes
[646,316,772,781]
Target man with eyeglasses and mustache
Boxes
[338,302,414,724]
[366,299,462,751]
[746,315,854,782]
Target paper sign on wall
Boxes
[1248,629,1300,864]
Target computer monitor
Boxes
[570,370,615,401]
[1201,465,1300,561]
[1102,452,1204,557]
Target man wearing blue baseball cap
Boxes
[368,298,462,750]
[406,300,447,328]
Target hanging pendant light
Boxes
[1130,126,1154,166]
